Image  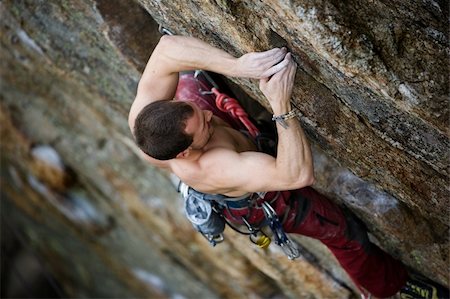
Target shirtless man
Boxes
[128,35,313,197]
[128,35,440,299]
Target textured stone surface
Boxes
[1,0,448,298]
[138,0,449,220]
[138,0,449,286]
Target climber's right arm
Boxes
[128,35,288,132]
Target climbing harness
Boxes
[182,181,301,259]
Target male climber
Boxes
[128,35,447,298]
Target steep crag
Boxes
[1,0,448,298]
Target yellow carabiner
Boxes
[255,235,271,249]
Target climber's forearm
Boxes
[138,35,289,91]
[149,35,238,77]
[274,112,315,188]
[259,52,314,188]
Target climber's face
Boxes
[184,102,214,150]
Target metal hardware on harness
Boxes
[202,233,224,247]
[241,217,257,234]
[261,202,300,260]
[242,217,271,249]
[183,185,226,247]
[252,233,271,249]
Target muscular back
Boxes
[169,115,258,197]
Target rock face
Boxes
[0,0,448,298]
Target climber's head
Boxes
[134,100,194,160]
[134,100,214,160]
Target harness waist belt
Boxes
[223,198,250,209]
[219,192,282,212]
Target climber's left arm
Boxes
[128,35,288,132]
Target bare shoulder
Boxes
[194,147,245,194]
[194,147,275,194]
[200,147,241,168]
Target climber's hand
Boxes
[235,47,289,79]
[259,53,297,109]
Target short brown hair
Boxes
[133,100,194,160]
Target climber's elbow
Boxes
[304,173,316,186]
[295,168,315,188]
[157,34,175,49]
[302,157,316,186]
